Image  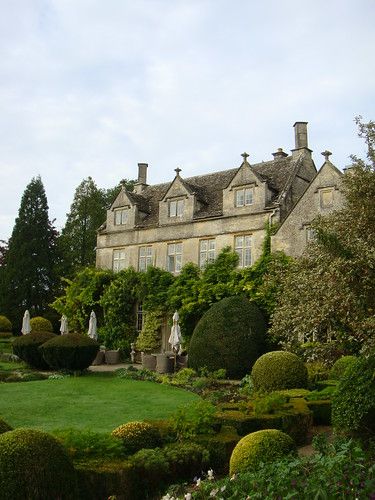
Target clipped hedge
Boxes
[112,421,161,455]
[332,354,375,439]
[0,315,12,333]
[30,316,53,333]
[329,355,357,380]
[189,296,267,379]
[0,428,78,500]
[251,351,308,392]
[40,333,99,371]
[0,418,12,435]
[12,331,56,369]
[229,429,296,476]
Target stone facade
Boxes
[96,122,344,273]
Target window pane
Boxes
[245,188,253,205]
[235,236,243,249]
[168,255,175,272]
[235,249,243,267]
[169,201,176,217]
[115,211,121,225]
[168,244,175,255]
[200,240,208,251]
[121,210,128,224]
[177,199,184,216]
[139,247,146,257]
[236,190,244,207]
[244,235,251,247]
[244,248,252,267]
[176,254,182,272]
[175,243,182,254]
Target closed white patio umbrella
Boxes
[60,315,69,335]
[168,311,183,354]
[87,310,97,340]
[21,310,31,335]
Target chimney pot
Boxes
[293,122,309,149]
[137,163,148,184]
[272,147,288,160]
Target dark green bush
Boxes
[189,296,267,379]
[12,331,56,369]
[0,315,12,332]
[162,442,209,480]
[0,418,12,435]
[0,428,78,500]
[40,333,99,371]
[30,316,53,333]
[130,448,169,494]
[332,354,375,439]
[229,429,296,475]
[112,421,161,454]
[329,355,357,380]
[251,351,308,392]
[307,400,332,425]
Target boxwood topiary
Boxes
[0,418,12,435]
[40,333,99,371]
[0,315,12,333]
[0,428,78,500]
[251,351,308,392]
[30,316,53,333]
[188,296,267,379]
[112,421,161,455]
[12,331,56,369]
[332,354,375,440]
[329,355,357,380]
[229,429,296,475]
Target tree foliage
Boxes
[269,118,375,354]
[0,176,58,327]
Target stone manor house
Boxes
[96,122,344,276]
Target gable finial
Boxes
[174,167,182,176]
[321,150,332,162]
[241,152,249,163]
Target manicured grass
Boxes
[0,359,27,371]
[0,372,199,432]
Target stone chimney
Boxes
[134,163,148,194]
[272,147,288,160]
[292,122,312,157]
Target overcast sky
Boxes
[1,0,374,241]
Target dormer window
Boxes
[114,208,129,225]
[169,199,184,217]
[235,187,253,207]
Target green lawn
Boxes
[0,373,199,432]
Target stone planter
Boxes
[142,354,157,371]
[156,354,174,374]
[105,349,121,365]
[91,350,105,366]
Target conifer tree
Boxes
[1,176,58,326]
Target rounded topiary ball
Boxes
[0,418,12,435]
[30,316,53,333]
[251,351,308,392]
[229,429,296,475]
[112,421,161,454]
[329,355,357,380]
[40,333,99,371]
[332,354,375,439]
[0,315,12,333]
[0,428,78,500]
[188,296,267,379]
[12,331,56,369]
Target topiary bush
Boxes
[229,429,296,475]
[329,355,357,380]
[112,421,162,455]
[0,428,78,500]
[39,333,99,371]
[12,331,56,369]
[0,418,12,435]
[30,316,53,333]
[188,296,267,379]
[332,354,375,440]
[251,351,308,392]
[0,315,12,333]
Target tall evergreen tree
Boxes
[1,176,58,327]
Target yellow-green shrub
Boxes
[329,355,357,380]
[0,316,12,333]
[0,428,78,500]
[30,316,53,333]
[112,421,161,454]
[251,351,308,392]
[229,429,296,475]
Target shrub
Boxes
[329,355,357,380]
[12,331,56,369]
[332,354,375,439]
[251,351,308,392]
[0,316,12,333]
[171,400,217,440]
[30,316,53,333]
[163,442,209,480]
[0,418,12,435]
[189,296,267,379]
[52,429,125,460]
[111,421,161,454]
[40,332,99,371]
[229,429,296,475]
[0,428,78,500]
